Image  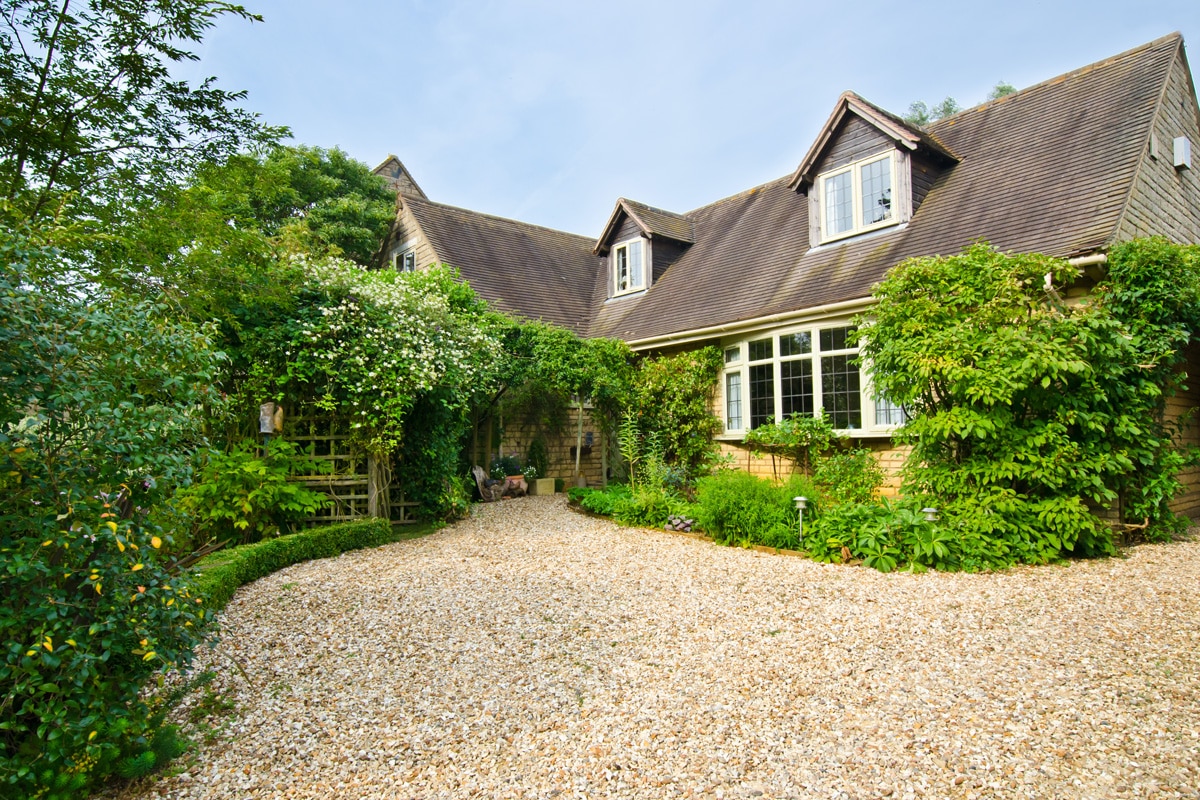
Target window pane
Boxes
[781,359,813,418]
[615,246,628,291]
[860,156,893,226]
[824,171,853,235]
[726,372,742,429]
[820,326,855,352]
[629,240,643,288]
[724,345,741,364]
[748,338,773,362]
[779,331,812,357]
[749,364,774,429]
[821,354,861,429]
[875,393,905,427]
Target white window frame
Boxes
[392,248,416,272]
[719,321,901,438]
[611,237,646,297]
[818,152,896,244]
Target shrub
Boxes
[526,438,551,480]
[0,219,221,798]
[694,471,818,549]
[742,413,837,477]
[192,518,430,612]
[813,448,884,506]
[569,484,631,517]
[176,439,331,545]
[855,241,1200,565]
[805,497,976,572]
[611,486,678,529]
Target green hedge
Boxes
[192,519,435,611]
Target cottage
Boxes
[376,33,1200,512]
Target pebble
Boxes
[104,497,1200,799]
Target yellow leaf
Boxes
[116,539,125,553]
[41,540,52,547]
[66,639,77,647]
[105,521,117,533]
[140,639,148,647]
[88,731,97,741]
[94,583,102,595]
[142,651,156,661]
[166,598,175,606]
[131,563,143,572]
[42,637,52,651]
[25,649,36,657]
[150,536,162,549]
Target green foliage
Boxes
[192,518,432,612]
[813,448,884,506]
[903,97,962,126]
[805,497,960,572]
[526,438,550,481]
[0,216,219,797]
[694,471,817,550]
[988,81,1017,100]
[0,0,280,226]
[859,240,1200,566]
[176,439,331,545]
[743,412,838,476]
[628,347,723,479]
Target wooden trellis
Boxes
[287,415,418,526]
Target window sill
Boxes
[716,428,899,442]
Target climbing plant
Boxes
[857,239,1200,568]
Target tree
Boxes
[0,213,223,796]
[903,82,1017,126]
[0,0,280,225]
[101,145,396,376]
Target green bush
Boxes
[694,471,818,549]
[813,448,884,506]
[611,486,678,529]
[192,518,428,612]
[805,497,967,572]
[0,219,220,798]
[569,485,630,517]
[176,438,331,545]
[856,240,1200,565]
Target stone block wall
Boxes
[498,405,606,489]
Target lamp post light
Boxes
[794,496,808,544]
[921,507,940,523]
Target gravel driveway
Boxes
[115,495,1200,800]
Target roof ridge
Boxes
[930,32,1182,127]
[405,194,594,243]
[684,175,794,218]
[620,197,688,218]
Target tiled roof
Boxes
[595,198,696,252]
[590,33,1184,344]
[404,195,601,335]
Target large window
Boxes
[722,323,898,435]
[819,153,894,242]
[612,238,645,295]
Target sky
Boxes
[180,0,1200,237]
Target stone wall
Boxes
[498,405,606,489]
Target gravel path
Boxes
[114,495,1200,800]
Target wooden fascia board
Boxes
[788,93,922,191]
[593,199,654,255]
[792,92,931,191]
[399,196,441,265]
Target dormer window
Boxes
[819,153,895,243]
[612,238,645,295]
